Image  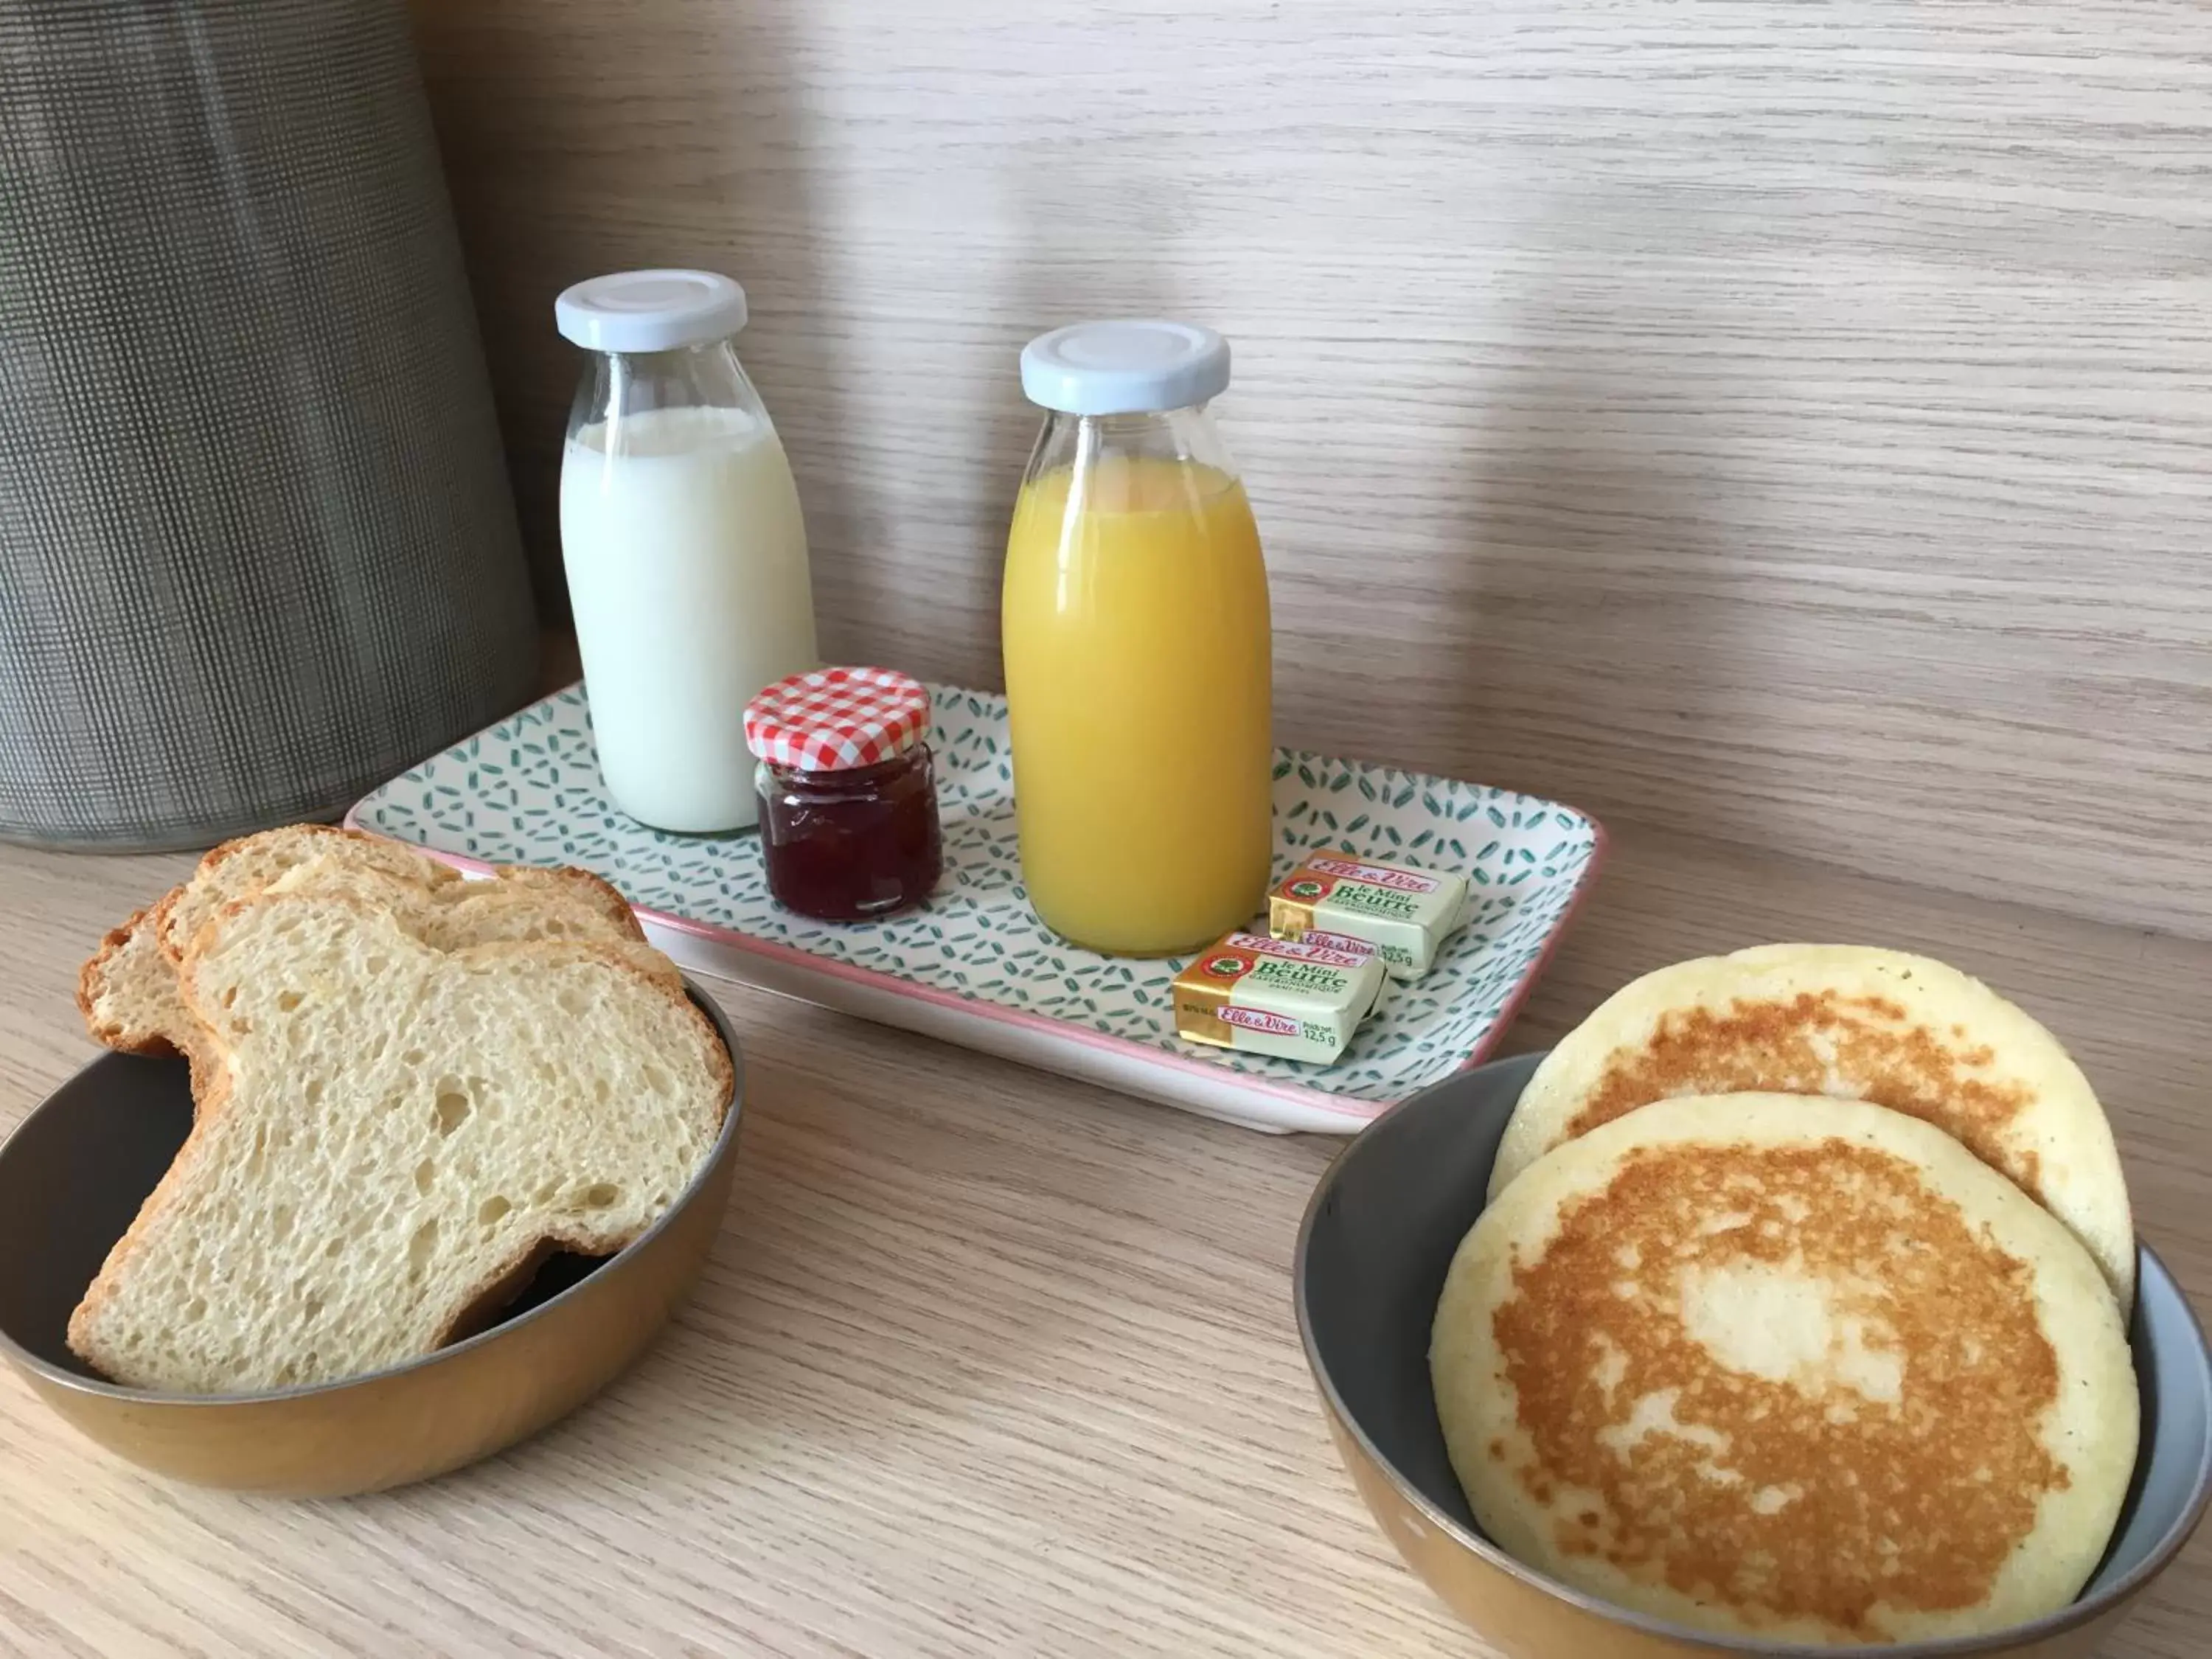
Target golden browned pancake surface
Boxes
[1436,1093,2138,1646]
[1491,945,2134,1307]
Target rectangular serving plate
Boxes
[349,684,1604,1135]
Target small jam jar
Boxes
[743,666,943,922]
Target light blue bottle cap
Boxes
[555,270,748,353]
[1018,319,1231,415]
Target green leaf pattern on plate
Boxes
[353,685,1602,1107]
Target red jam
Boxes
[755,745,942,921]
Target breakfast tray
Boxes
[350,684,1604,1134]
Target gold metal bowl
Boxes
[1295,1052,2212,1658]
[0,984,743,1497]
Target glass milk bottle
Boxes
[1001,320,1274,955]
[555,270,818,832]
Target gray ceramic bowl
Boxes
[1295,1052,2212,1659]
[0,984,743,1497]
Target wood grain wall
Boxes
[410,0,2212,939]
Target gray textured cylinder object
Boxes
[0,0,538,851]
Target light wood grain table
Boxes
[1,827,2205,1658]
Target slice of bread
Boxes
[78,834,666,1072]
[265,855,676,990]
[157,824,460,964]
[80,827,459,1065]
[78,896,189,1060]
[68,884,731,1394]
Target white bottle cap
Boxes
[554,270,749,353]
[1019,319,1231,415]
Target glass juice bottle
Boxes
[1001,320,1274,956]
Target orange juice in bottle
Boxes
[1002,321,1273,955]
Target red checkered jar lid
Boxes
[743,666,931,773]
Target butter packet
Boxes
[1268,851,1470,980]
[1171,931,1388,1066]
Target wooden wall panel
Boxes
[411,0,2212,937]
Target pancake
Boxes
[1490,945,2135,1309]
[1434,1093,2139,1648]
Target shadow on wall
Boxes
[408,0,581,622]
[677,0,876,674]
[1416,270,1768,846]
[946,173,1201,680]
[824,158,1207,686]
[716,0,845,656]
[410,0,846,635]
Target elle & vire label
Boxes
[1267,852,1470,980]
[1171,931,1388,1065]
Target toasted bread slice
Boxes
[263,855,672,989]
[68,886,731,1394]
[78,896,189,1060]
[80,835,665,1070]
[156,825,459,964]
[80,827,457,1064]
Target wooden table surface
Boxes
[1,826,2204,1658]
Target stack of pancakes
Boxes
[1433,945,2140,1647]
